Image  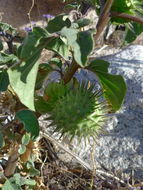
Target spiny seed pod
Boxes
[48,84,109,141]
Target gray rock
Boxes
[73,45,143,180]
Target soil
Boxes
[0,0,66,30]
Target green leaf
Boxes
[22,179,36,186]
[0,22,17,36]
[87,59,126,111]
[8,55,39,111]
[87,59,110,73]
[60,27,93,67]
[75,18,91,28]
[26,160,40,177]
[10,29,50,110]
[16,110,39,140]
[46,37,70,60]
[0,53,17,65]
[35,63,53,90]
[35,96,53,113]
[18,144,26,154]
[13,173,36,186]
[2,179,19,190]
[60,27,78,46]
[73,30,93,67]
[0,70,9,91]
[13,174,22,186]
[21,133,31,145]
[0,40,3,51]
[32,27,49,38]
[46,14,71,33]
[49,57,62,69]
[18,32,41,61]
[95,71,126,111]
[0,133,5,148]
[125,22,143,44]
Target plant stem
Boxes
[94,0,114,42]
[111,11,143,25]
[63,0,114,84]
[63,60,79,84]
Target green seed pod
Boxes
[44,82,67,100]
[49,84,109,141]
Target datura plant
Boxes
[0,13,128,145]
[2,0,143,184]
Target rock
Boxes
[72,45,143,180]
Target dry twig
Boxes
[40,131,129,187]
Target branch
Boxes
[94,0,114,41]
[63,60,79,84]
[111,11,143,25]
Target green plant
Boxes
[0,0,143,188]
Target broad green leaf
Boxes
[60,27,93,67]
[16,110,39,140]
[11,29,50,110]
[46,37,70,60]
[95,71,126,111]
[18,144,26,154]
[0,70,9,91]
[18,32,41,60]
[8,54,39,111]
[87,59,110,73]
[21,133,31,145]
[73,30,93,67]
[46,14,71,33]
[60,27,78,46]
[125,22,143,44]
[87,59,126,110]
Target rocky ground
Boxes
[72,45,143,180]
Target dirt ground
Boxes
[0,0,66,30]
